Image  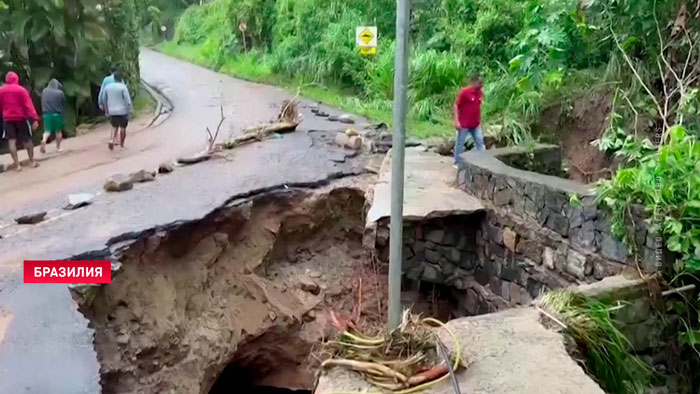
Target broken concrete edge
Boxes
[315,308,606,394]
[570,273,648,301]
[67,169,370,302]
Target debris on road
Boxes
[64,193,95,210]
[104,174,134,192]
[335,132,363,150]
[15,211,47,225]
[177,154,211,165]
[158,162,175,174]
[128,170,156,183]
[338,114,356,124]
[345,128,359,136]
[320,311,466,392]
[327,115,339,122]
[222,99,302,150]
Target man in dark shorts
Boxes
[0,72,39,171]
[103,72,132,150]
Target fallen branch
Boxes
[206,82,226,153]
[321,359,409,385]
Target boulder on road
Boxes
[104,174,134,192]
[128,169,156,183]
[15,211,47,224]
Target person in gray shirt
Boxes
[40,78,66,153]
[103,72,132,150]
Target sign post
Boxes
[356,26,378,56]
[388,0,411,331]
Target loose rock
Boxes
[104,174,134,192]
[338,114,356,124]
[15,211,47,224]
[299,275,320,295]
[177,154,211,165]
[158,162,175,174]
[128,169,156,183]
[64,193,94,210]
[335,133,362,150]
[327,115,339,122]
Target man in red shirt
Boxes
[0,72,39,171]
[453,74,485,167]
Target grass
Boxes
[157,41,453,139]
[540,290,652,394]
[133,87,157,117]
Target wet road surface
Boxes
[0,49,370,393]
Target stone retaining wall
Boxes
[374,215,517,316]
[458,145,662,277]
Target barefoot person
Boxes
[453,74,485,168]
[103,72,132,150]
[0,72,39,170]
[40,79,66,153]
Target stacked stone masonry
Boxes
[458,145,663,277]
[374,215,514,316]
[372,145,667,318]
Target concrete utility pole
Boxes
[388,0,411,331]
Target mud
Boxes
[537,92,614,183]
[72,176,382,394]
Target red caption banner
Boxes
[24,260,111,284]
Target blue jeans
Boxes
[454,126,485,164]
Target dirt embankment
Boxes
[72,176,384,394]
[537,92,614,183]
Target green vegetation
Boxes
[158,0,700,389]
[0,0,141,125]
[540,291,652,394]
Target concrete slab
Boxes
[315,308,604,394]
[366,148,484,224]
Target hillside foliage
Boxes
[167,0,698,142]
[0,0,140,126]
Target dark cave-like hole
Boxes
[208,362,311,394]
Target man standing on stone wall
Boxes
[453,74,485,168]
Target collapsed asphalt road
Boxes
[0,49,371,394]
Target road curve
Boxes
[0,49,368,394]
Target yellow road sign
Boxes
[359,29,374,45]
[356,26,378,49]
[359,47,377,56]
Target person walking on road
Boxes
[98,64,117,111]
[40,78,67,153]
[453,74,485,168]
[103,72,132,150]
[0,72,39,171]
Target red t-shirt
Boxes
[455,85,482,129]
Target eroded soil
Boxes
[72,176,384,394]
